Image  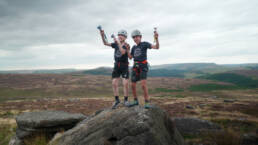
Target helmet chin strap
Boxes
[136,41,141,45]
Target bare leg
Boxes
[112,78,119,97]
[131,82,137,99]
[141,79,149,101]
[122,78,129,97]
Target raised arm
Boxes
[151,31,159,49]
[100,30,111,46]
[125,43,132,59]
[113,37,126,55]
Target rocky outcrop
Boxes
[9,110,86,145]
[50,106,185,145]
[172,117,221,135]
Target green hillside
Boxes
[151,63,219,71]
[1,63,257,79]
[148,69,186,77]
[199,73,258,88]
[80,67,186,78]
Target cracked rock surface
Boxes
[50,106,185,145]
[9,111,86,145]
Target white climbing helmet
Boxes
[131,29,142,38]
[118,29,127,38]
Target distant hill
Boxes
[1,63,257,78]
[72,63,258,78]
[227,70,258,79]
[79,67,113,75]
[77,67,187,78]
[0,69,78,74]
[151,63,219,70]
[151,63,258,78]
[151,63,258,71]
[198,72,258,88]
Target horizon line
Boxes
[1,62,258,71]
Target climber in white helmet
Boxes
[128,29,159,109]
[99,28,131,109]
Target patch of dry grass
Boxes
[203,129,242,145]
[0,124,16,145]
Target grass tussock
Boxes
[211,119,258,133]
[189,84,240,92]
[23,129,65,145]
[0,124,16,145]
[202,129,242,145]
[0,111,15,117]
[23,132,54,145]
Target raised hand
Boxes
[100,30,105,36]
[154,31,159,39]
[124,43,130,50]
[113,36,118,43]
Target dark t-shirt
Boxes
[111,42,128,63]
[131,41,152,62]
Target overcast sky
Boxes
[0,0,258,70]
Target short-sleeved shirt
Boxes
[131,41,152,62]
[111,42,128,63]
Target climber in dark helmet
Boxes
[128,29,159,109]
[99,28,131,109]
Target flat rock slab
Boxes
[16,110,86,130]
[15,110,86,140]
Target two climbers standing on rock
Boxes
[98,26,159,109]
[99,26,131,109]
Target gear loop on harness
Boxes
[132,60,148,77]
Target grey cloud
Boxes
[0,0,258,70]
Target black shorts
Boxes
[131,63,149,82]
[112,62,129,79]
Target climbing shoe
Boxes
[112,100,120,109]
[128,100,139,107]
[144,102,151,109]
[124,100,130,107]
